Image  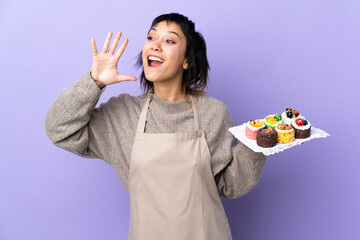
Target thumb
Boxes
[115,74,137,82]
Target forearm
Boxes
[215,143,266,199]
[45,71,106,158]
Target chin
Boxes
[143,71,162,83]
[145,77,165,83]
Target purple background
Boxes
[1,0,359,239]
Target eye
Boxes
[165,39,175,44]
[147,36,154,41]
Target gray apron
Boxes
[128,94,232,240]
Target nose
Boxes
[151,40,161,52]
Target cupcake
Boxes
[256,126,277,148]
[281,108,301,125]
[276,124,295,144]
[264,113,283,129]
[292,117,311,139]
[245,120,265,140]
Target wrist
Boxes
[90,71,106,89]
[94,80,106,89]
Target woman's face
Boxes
[142,21,188,84]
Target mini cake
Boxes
[276,124,295,144]
[245,120,265,140]
[264,113,283,129]
[292,117,311,139]
[256,126,277,148]
[281,108,301,125]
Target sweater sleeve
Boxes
[212,104,266,199]
[45,71,112,164]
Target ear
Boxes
[183,59,188,70]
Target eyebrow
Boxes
[148,27,181,39]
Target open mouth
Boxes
[147,56,164,67]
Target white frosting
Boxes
[292,118,311,130]
[281,112,303,125]
[246,120,265,130]
[265,115,282,127]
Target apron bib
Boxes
[128,94,232,240]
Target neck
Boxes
[153,80,186,103]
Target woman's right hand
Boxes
[90,31,137,88]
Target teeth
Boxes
[148,56,164,62]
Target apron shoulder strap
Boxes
[189,95,201,132]
[137,95,152,133]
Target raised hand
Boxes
[90,31,137,88]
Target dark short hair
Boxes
[136,13,210,96]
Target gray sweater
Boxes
[45,72,266,199]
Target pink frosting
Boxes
[245,126,258,140]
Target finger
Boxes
[115,38,129,60]
[101,32,113,53]
[90,38,98,56]
[109,31,122,55]
[115,74,137,82]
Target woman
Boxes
[45,13,266,240]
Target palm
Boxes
[90,31,136,86]
[91,53,119,85]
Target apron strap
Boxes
[136,95,152,133]
[189,95,201,132]
[136,94,202,133]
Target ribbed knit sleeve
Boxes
[45,71,110,162]
[210,104,267,199]
[215,143,266,199]
[45,72,146,192]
